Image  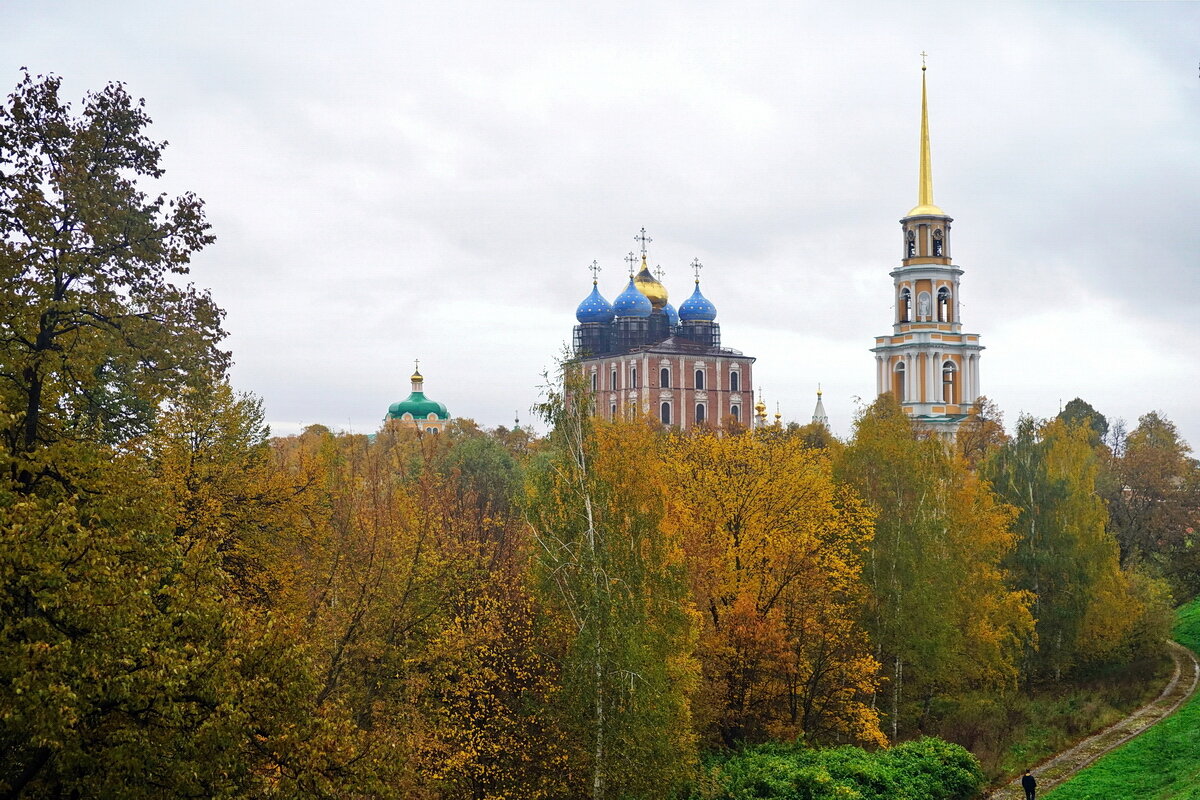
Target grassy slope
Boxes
[1046,598,1200,800]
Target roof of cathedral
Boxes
[613,276,653,317]
[576,281,615,324]
[678,280,717,322]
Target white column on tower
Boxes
[928,352,938,405]
[962,354,971,404]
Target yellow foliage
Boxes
[662,429,884,748]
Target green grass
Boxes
[1046,598,1200,799]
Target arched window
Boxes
[899,288,912,323]
[631,365,638,388]
[906,229,916,257]
[730,370,740,392]
[932,228,944,257]
[660,367,670,388]
[942,361,958,404]
[590,372,597,391]
[611,368,617,389]
[893,361,906,403]
[426,426,437,434]
[660,402,671,425]
[731,404,740,422]
[610,403,616,419]
[695,369,705,390]
[937,287,951,323]
[695,403,707,424]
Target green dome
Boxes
[387,391,449,421]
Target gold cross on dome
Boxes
[588,260,601,283]
[690,257,704,282]
[653,264,666,281]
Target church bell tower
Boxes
[871,60,983,436]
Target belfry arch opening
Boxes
[893,361,906,402]
[942,360,958,404]
[898,288,912,323]
[937,286,952,323]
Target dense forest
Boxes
[2,73,1198,799]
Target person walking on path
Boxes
[1022,770,1037,800]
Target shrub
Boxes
[698,738,984,800]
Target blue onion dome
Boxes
[678,281,717,321]
[663,301,679,326]
[575,282,614,324]
[612,276,653,318]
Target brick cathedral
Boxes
[570,231,759,430]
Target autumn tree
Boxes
[663,429,882,748]
[1057,397,1108,446]
[984,417,1171,679]
[0,71,226,491]
[264,422,574,799]
[526,379,697,800]
[1104,412,1200,594]
[837,396,1033,740]
[956,396,1007,470]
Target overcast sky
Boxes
[6,1,1199,446]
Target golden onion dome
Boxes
[632,256,668,310]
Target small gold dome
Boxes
[633,257,668,310]
[904,202,947,217]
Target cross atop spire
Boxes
[624,251,638,277]
[413,357,420,372]
[690,257,704,283]
[634,227,653,258]
[920,50,928,70]
[588,259,602,284]
[653,264,666,281]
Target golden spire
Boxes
[907,54,946,217]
